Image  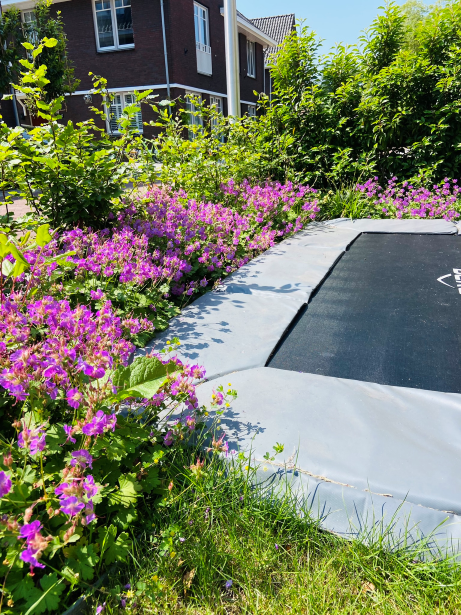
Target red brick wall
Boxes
[238,32,264,105]
[54,0,166,91]
[3,0,264,128]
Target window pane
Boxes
[116,5,134,46]
[96,8,115,48]
[109,94,122,132]
[194,3,208,46]
[124,94,143,131]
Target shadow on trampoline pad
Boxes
[267,233,461,393]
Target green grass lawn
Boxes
[93,448,461,614]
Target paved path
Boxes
[1,195,31,219]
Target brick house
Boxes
[1,0,277,135]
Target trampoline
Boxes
[137,218,461,554]
[268,233,461,393]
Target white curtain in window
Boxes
[247,40,256,78]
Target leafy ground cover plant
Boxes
[356,177,461,221]
[91,448,461,614]
[318,177,461,221]
[0,221,240,613]
[119,181,320,297]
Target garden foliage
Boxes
[1,39,154,228]
[0,0,77,101]
[265,1,461,187]
[0,217,242,613]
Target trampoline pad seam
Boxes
[252,456,458,515]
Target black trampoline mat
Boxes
[268,233,461,393]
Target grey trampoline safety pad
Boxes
[137,290,306,381]
[137,218,461,551]
[196,368,461,551]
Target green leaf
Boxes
[128,356,174,388]
[107,474,142,508]
[112,365,131,390]
[111,506,138,529]
[45,424,67,454]
[36,224,53,247]
[24,573,64,614]
[68,544,99,581]
[1,259,14,277]
[112,356,179,401]
[7,483,33,508]
[142,466,161,494]
[104,531,132,565]
[98,524,131,564]
[11,573,35,601]
[43,37,58,48]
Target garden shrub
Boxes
[151,97,294,202]
[318,177,461,221]
[264,1,461,188]
[1,38,155,230]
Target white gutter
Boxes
[220,8,277,48]
[159,0,170,99]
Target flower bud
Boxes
[23,507,34,523]
[64,525,76,542]
[3,453,13,468]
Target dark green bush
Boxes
[264,1,461,188]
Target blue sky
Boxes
[237,0,408,52]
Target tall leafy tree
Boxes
[0,8,26,98]
[30,0,79,101]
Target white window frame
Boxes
[247,104,257,118]
[105,91,143,134]
[185,91,203,140]
[247,39,256,78]
[210,95,224,142]
[92,0,135,53]
[194,2,211,52]
[21,10,39,46]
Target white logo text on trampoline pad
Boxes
[437,269,461,294]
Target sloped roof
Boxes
[250,14,296,64]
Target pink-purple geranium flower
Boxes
[71,449,93,469]
[0,471,12,498]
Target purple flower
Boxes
[225,579,233,589]
[0,471,12,498]
[275,544,279,550]
[19,520,42,539]
[82,411,117,436]
[163,430,174,446]
[90,289,104,300]
[84,501,97,525]
[124,583,131,590]
[18,426,46,456]
[20,547,45,569]
[121,599,127,608]
[60,496,85,516]
[63,424,76,444]
[185,416,196,431]
[71,449,93,469]
[96,604,106,614]
[179,537,185,543]
[83,475,98,498]
[66,388,83,409]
